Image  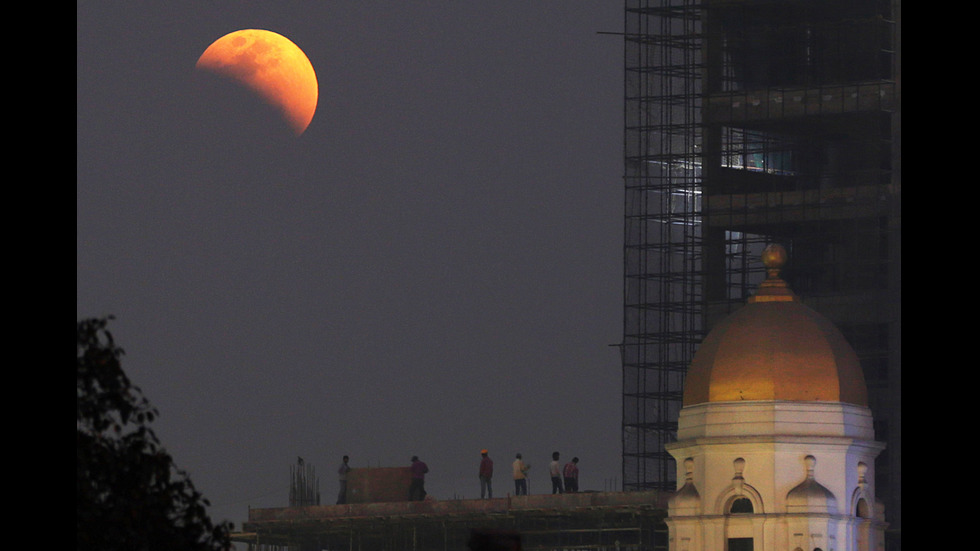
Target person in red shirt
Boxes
[479,449,494,499]
[563,457,580,493]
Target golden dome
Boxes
[682,245,868,406]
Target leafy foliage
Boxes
[77,317,233,551]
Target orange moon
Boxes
[196,29,318,135]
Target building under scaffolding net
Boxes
[620,0,900,547]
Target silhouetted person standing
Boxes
[336,455,351,504]
[512,453,530,495]
[479,449,494,499]
[549,452,564,494]
[409,456,429,501]
[562,457,579,492]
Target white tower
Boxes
[665,245,887,551]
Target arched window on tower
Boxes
[730,497,754,514]
[727,497,755,550]
[856,497,870,518]
[855,497,871,551]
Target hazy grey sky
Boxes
[77,1,625,531]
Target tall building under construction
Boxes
[620,0,900,546]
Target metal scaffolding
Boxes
[620,7,900,548]
[622,0,705,494]
[289,459,320,508]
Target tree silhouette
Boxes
[77,317,233,551]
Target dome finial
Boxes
[748,244,797,303]
[761,243,787,277]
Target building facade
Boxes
[621,1,900,547]
[664,245,886,551]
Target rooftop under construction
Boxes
[234,490,669,551]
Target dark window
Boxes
[856,497,871,518]
[730,497,754,514]
[728,537,754,551]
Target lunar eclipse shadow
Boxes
[184,70,301,160]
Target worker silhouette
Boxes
[479,449,494,499]
[409,456,429,501]
[512,453,530,496]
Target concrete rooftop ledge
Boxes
[246,490,668,525]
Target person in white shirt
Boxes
[549,451,564,494]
